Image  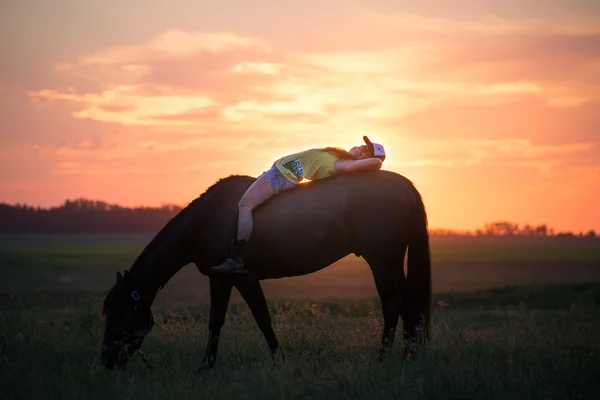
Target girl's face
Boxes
[349,145,371,160]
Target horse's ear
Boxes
[116,271,124,283]
[122,270,134,286]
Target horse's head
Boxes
[101,270,154,370]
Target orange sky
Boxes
[1,0,599,232]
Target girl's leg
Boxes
[236,174,276,241]
[212,173,276,273]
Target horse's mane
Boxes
[135,174,253,263]
[101,174,254,304]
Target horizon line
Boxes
[2,197,598,234]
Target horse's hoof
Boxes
[271,349,286,365]
[199,364,213,372]
[198,359,215,372]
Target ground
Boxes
[1,234,599,399]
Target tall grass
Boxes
[1,286,599,399]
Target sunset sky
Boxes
[1,0,599,232]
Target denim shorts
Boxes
[262,163,297,194]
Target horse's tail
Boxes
[405,188,432,343]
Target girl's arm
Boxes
[334,158,383,173]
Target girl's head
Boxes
[349,136,386,161]
[348,145,371,159]
[323,136,386,161]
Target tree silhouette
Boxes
[0,199,182,233]
[0,200,597,239]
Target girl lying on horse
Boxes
[213,136,387,274]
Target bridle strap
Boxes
[137,348,154,370]
[129,289,155,370]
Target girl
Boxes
[212,136,386,273]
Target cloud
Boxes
[30,85,217,126]
[406,138,598,175]
[26,7,600,179]
[47,161,239,176]
[425,32,600,83]
[364,5,600,36]
[396,100,600,144]
[56,30,271,70]
[30,17,600,134]
[29,138,227,177]
[362,0,600,21]
[232,62,281,75]
[349,10,600,108]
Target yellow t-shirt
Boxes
[274,149,340,184]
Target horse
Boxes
[100,169,432,371]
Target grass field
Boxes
[1,234,599,399]
[2,234,600,307]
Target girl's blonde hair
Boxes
[321,147,356,160]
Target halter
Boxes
[127,290,155,371]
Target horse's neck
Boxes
[118,188,215,305]
[130,250,192,305]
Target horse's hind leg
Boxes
[235,276,281,362]
[364,253,405,362]
[200,277,233,370]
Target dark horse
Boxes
[101,170,431,370]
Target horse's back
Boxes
[254,170,419,233]
[248,170,422,278]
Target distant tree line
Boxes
[0,198,182,233]
[0,199,597,238]
[431,221,597,239]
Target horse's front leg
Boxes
[235,275,282,363]
[200,277,233,370]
